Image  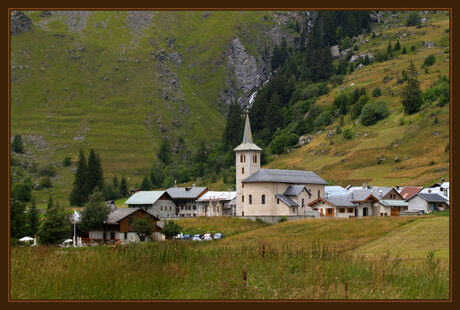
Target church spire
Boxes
[242,109,253,144]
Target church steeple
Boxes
[233,110,262,152]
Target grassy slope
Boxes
[11,215,449,299]
[10,11,276,203]
[264,11,450,187]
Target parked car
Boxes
[202,233,213,239]
[192,236,202,241]
[183,234,192,240]
[213,233,225,240]
[175,233,183,239]
[202,236,213,241]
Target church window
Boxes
[318,190,320,198]
[302,199,304,207]
[261,195,266,204]
[249,195,252,204]
[242,167,244,174]
[277,198,279,204]
[240,155,243,163]
[242,195,244,203]
[253,154,257,163]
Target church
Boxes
[234,111,328,217]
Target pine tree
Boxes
[401,61,423,114]
[141,175,152,191]
[271,45,281,72]
[120,176,129,197]
[10,197,27,239]
[11,135,24,153]
[112,176,120,198]
[195,141,208,163]
[69,148,89,206]
[263,93,283,140]
[395,40,401,51]
[387,42,393,56]
[150,163,164,189]
[38,196,71,245]
[27,198,40,237]
[87,149,104,194]
[157,139,172,165]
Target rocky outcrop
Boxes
[54,11,91,33]
[11,11,32,35]
[125,11,153,34]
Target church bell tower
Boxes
[233,110,262,216]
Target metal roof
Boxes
[242,169,328,185]
[350,187,395,201]
[166,187,207,199]
[105,208,159,224]
[284,185,311,196]
[325,185,349,197]
[379,200,409,207]
[124,191,167,205]
[410,193,449,203]
[275,194,299,207]
[233,113,262,152]
[308,195,357,207]
[197,191,236,202]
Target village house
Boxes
[324,185,350,197]
[166,186,208,217]
[125,190,176,219]
[87,207,163,243]
[399,186,423,200]
[407,193,449,213]
[308,196,357,218]
[196,191,237,216]
[234,111,327,217]
[349,186,407,216]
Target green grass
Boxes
[10,215,449,299]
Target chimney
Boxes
[379,189,383,197]
[396,185,400,190]
[441,178,445,183]
[362,182,366,189]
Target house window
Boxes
[242,183,244,188]
[124,232,128,240]
[193,205,196,210]
[249,195,252,204]
[302,199,304,208]
[339,208,345,213]
[348,208,354,213]
[253,155,257,163]
[277,198,280,204]
[261,195,266,204]
[293,207,295,213]
[318,190,320,198]
[161,206,163,211]
[240,154,243,163]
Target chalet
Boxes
[125,191,176,219]
[350,187,406,216]
[196,191,237,216]
[88,208,163,243]
[407,193,449,213]
[166,186,208,217]
[308,196,357,218]
[399,186,423,200]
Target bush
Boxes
[63,157,72,167]
[343,128,353,140]
[372,87,382,98]
[278,216,288,223]
[39,165,56,177]
[350,95,369,120]
[314,109,334,128]
[360,101,390,126]
[39,176,53,189]
[11,135,24,153]
[406,12,421,27]
[163,220,182,240]
[423,55,436,67]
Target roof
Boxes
[441,182,449,189]
[399,187,423,200]
[349,187,396,201]
[284,185,311,196]
[124,191,168,205]
[233,113,262,152]
[166,187,207,199]
[197,191,236,202]
[105,208,159,224]
[325,185,349,197]
[308,196,357,207]
[275,194,299,207]
[379,200,409,207]
[410,193,449,203]
[242,169,328,185]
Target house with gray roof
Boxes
[234,111,327,217]
[125,191,176,219]
[348,186,405,216]
[308,195,358,218]
[87,207,163,243]
[407,193,449,213]
[325,185,349,197]
[166,186,208,217]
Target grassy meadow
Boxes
[11,215,449,299]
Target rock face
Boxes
[11,11,32,35]
[226,37,263,105]
[330,45,340,58]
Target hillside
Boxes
[11,215,449,299]
[10,10,304,203]
[261,11,450,188]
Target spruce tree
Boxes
[401,61,423,114]
[263,93,283,141]
[141,175,152,191]
[387,42,393,56]
[112,176,120,198]
[120,176,129,197]
[395,40,401,51]
[38,196,71,245]
[87,149,104,194]
[27,198,40,237]
[11,135,24,153]
[157,139,172,165]
[10,197,27,239]
[69,148,89,206]
[150,163,164,189]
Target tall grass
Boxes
[11,240,449,299]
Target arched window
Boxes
[249,195,252,204]
[261,194,266,204]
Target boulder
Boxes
[330,45,340,58]
[425,41,434,48]
[377,155,386,164]
[11,11,32,35]
[298,135,312,145]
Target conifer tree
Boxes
[87,149,104,194]
[157,139,172,165]
[39,196,71,245]
[395,40,401,50]
[387,42,393,56]
[11,135,24,153]
[27,198,40,237]
[69,148,89,206]
[141,175,152,191]
[401,61,423,114]
[222,103,243,149]
[120,176,129,197]
[10,197,27,239]
[150,163,164,189]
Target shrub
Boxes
[343,128,353,140]
[63,157,72,167]
[406,12,421,27]
[372,87,382,98]
[360,101,390,126]
[163,220,182,240]
[423,55,436,67]
[278,216,288,223]
[39,176,53,189]
[350,95,369,120]
[39,165,56,177]
[314,109,334,128]
[11,135,24,153]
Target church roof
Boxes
[275,194,299,207]
[284,185,311,196]
[242,169,328,185]
[233,113,262,152]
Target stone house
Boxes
[196,191,236,216]
[308,196,358,218]
[166,186,208,217]
[125,191,176,219]
[407,193,449,213]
